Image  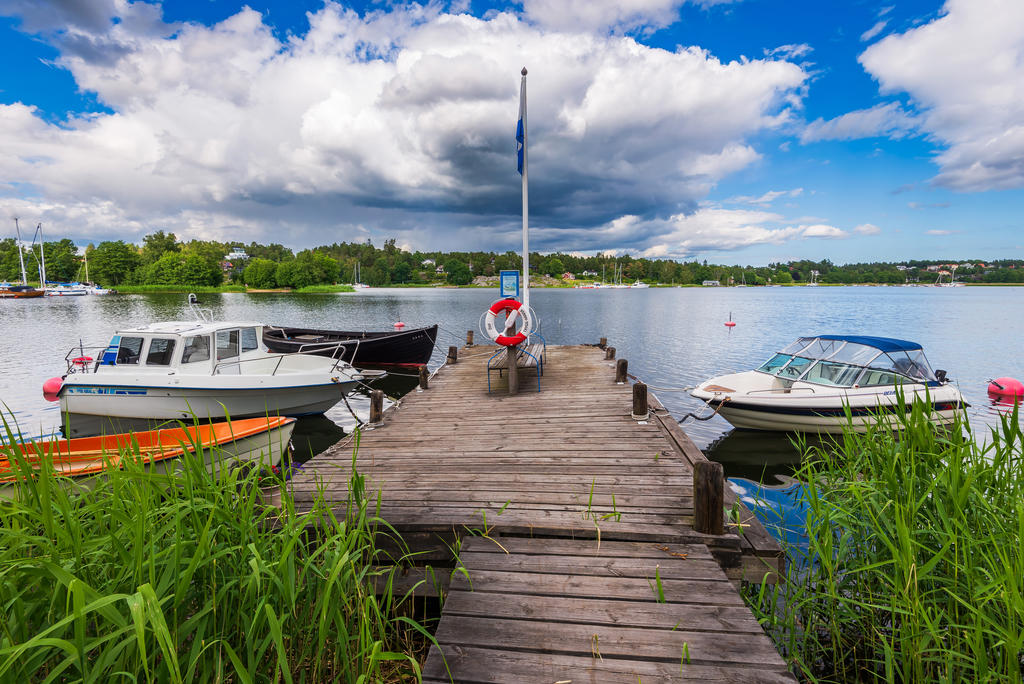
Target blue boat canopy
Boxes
[814,335,922,352]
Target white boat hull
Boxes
[60,379,356,421]
[693,371,965,434]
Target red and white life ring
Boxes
[484,298,532,346]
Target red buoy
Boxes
[988,377,1024,399]
[724,311,736,327]
[393,321,406,329]
[42,377,63,400]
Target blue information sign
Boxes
[499,270,520,298]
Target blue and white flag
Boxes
[516,72,526,175]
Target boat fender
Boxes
[484,298,532,346]
[988,377,1024,399]
[42,377,63,399]
[394,321,406,329]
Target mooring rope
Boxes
[625,372,695,392]
[677,397,730,424]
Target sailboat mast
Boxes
[14,217,27,285]
[38,224,47,287]
[519,67,530,313]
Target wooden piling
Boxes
[368,389,384,426]
[418,365,429,390]
[694,460,725,535]
[605,346,616,360]
[615,358,628,384]
[447,345,458,364]
[632,381,648,420]
[507,346,519,395]
[599,337,607,349]
[466,330,474,346]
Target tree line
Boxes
[2,231,1023,287]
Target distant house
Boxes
[896,265,909,271]
[581,270,599,277]
[562,272,575,280]
[435,265,445,274]
[926,265,940,272]
[421,259,435,267]
[225,248,248,261]
[702,280,720,287]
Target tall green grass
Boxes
[114,285,248,294]
[292,285,357,294]
[746,402,1024,682]
[0,423,426,682]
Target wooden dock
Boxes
[283,343,791,681]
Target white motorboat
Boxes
[57,319,363,424]
[630,280,650,288]
[46,282,89,296]
[691,335,965,433]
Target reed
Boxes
[293,285,357,294]
[114,285,248,293]
[0,420,427,682]
[745,401,1024,682]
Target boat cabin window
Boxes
[145,338,176,366]
[757,353,793,374]
[116,336,144,365]
[777,356,813,379]
[858,370,901,387]
[182,335,211,364]
[780,337,815,355]
[802,361,862,387]
[827,342,882,366]
[240,327,259,353]
[216,330,239,361]
[800,338,845,360]
[867,351,929,383]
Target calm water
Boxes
[1,287,1021,475]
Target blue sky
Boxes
[1,0,1022,265]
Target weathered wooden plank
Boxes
[423,645,796,683]
[454,552,725,580]
[433,615,786,667]
[448,569,745,605]
[441,590,767,633]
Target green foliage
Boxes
[87,241,140,286]
[746,405,1024,682]
[0,238,28,281]
[274,260,313,289]
[0,420,426,682]
[445,259,472,286]
[367,257,391,287]
[540,257,565,276]
[244,258,279,288]
[140,230,179,265]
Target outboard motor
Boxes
[935,369,948,383]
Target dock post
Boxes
[599,337,607,349]
[507,346,519,395]
[466,330,474,346]
[694,460,725,535]
[615,358,628,384]
[605,346,616,360]
[632,382,648,420]
[418,365,429,390]
[369,389,384,427]
[447,345,458,364]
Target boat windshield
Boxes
[865,350,936,382]
[801,361,864,387]
[776,356,813,379]
[757,353,793,374]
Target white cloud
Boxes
[853,223,881,235]
[926,229,955,235]
[860,20,888,42]
[801,102,917,143]
[731,187,803,205]
[521,0,740,34]
[0,2,808,251]
[859,0,1024,191]
[765,44,813,60]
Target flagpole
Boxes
[519,67,529,313]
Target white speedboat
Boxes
[691,335,965,433]
[57,320,363,424]
[46,282,89,296]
